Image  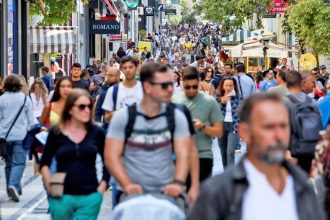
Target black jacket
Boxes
[188,158,325,220]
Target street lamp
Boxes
[261,39,270,69]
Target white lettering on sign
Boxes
[92,24,120,30]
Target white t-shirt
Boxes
[30,93,45,118]
[242,159,299,220]
[224,100,233,122]
[102,81,143,111]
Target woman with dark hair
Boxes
[40,89,109,220]
[117,46,126,59]
[199,67,215,96]
[0,75,36,202]
[217,75,242,168]
[40,77,73,127]
[0,76,3,96]
[173,70,183,95]
[255,71,264,91]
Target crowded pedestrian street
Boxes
[1,0,330,220]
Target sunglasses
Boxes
[74,104,93,111]
[207,70,213,72]
[149,81,174,90]
[184,84,199,90]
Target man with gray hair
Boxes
[189,93,325,220]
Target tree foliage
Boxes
[286,0,330,56]
[30,0,89,25]
[180,0,197,24]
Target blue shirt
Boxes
[260,79,278,92]
[234,73,256,99]
[317,93,330,129]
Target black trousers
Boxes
[186,158,213,190]
[297,155,314,174]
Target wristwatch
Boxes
[173,179,186,186]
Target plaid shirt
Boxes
[220,95,243,133]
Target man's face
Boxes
[321,68,327,74]
[162,59,169,65]
[281,58,287,65]
[144,72,174,103]
[224,65,232,74]
[71,67,81,78]
[106,69,120,84]
[240,101,290,165]
[267,72,274,80]
[120,61,137,80]
[183,79,199,98]
[302,75,316,94]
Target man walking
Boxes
[189,94,325,220]
[41,66,54,92]
[105,63,191,199]
[173,66,223,183]
[71,63,89,91]
[234,64,256,99]
[268,70,289,97]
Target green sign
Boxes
[125,0,140,9]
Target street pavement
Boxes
[0,139,245,220]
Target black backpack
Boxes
[124,103,176,145]
[286,94,323,157]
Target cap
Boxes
[326,80,330,89]
[320,65,327,70]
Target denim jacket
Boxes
[220,95,243,132]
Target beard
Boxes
[254,141,288,165]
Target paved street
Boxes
[0,140,244,220]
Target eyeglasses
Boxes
[149,81,174,90]
[207,70,213,72]
[74,104,93,111]
[184,84,199,90]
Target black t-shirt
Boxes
[73,79,89,92]
[40,125,110,195]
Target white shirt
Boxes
[242,159,299,220]
[224,100,233,122]
[102,81,143,111]
[30,93,45,118]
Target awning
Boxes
[103,0,120,17]
[229,41,287,58]
[221,29,264,45]
[29,26,77,54]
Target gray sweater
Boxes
[0,92,37,141]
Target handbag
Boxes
[0,96,27,156]
[50,172,67,197]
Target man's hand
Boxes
[97,181,108,194]
[124,184,143,195]
[188,186,199,205]
[163,183,183,198]
[193,119,203,130]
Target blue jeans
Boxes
[3,140,28,195]
[218,122,239,169]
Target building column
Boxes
[0,0,8,78]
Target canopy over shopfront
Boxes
[29,26,77,54]
[221,29,263,45]
[229,40,288,58]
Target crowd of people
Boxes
[0,23,330,220]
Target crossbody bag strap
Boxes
[5,96,27,139]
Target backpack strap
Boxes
[112,84,119,111]
[165,104,176,145]
[124,103,138,144]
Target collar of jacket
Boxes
[231,156,310,194]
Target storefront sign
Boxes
[165,9,176,15]
[89,20,120,34]
[269,0,288,13]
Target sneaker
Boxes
[8,186,19,202]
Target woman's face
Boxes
[206,69,213,78]
[223,79,234,94]
[59,80,73,99]
[70,96,92,123]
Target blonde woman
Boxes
[29,78,48,120]
[18,74,29,95]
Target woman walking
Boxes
[40,77,73,127]
[0,75,36,202]
[218,76,242,168]
[199,67,215,96]
[29,78,48,120]
[40,89,109,220]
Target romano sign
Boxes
[89,20,120,34]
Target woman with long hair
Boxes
[18,74,29,95]
[29,78,48,120]
[40,89,109,220]
[217,75,242,168]
[39,77,73,127]
[199,67,215,96]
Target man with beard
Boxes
[188,93,325,220]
